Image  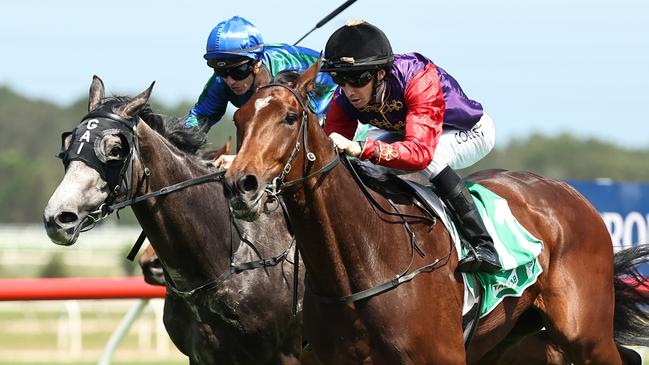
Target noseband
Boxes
[57,109,226,235]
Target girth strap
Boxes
[462,273,484,349]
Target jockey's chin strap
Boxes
[256,83,340,199]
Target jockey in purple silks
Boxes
[322,20,501,273]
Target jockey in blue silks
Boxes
[185,16,336,168]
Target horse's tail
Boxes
[613,244,649,346]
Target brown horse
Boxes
[43,77,306,365]
[139,138,233,287]
[224,63,649,364]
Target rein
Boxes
[307,157,452,304]
[61,109,297,302]
[255,83,452,304]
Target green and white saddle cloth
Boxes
[353,123,543,318]
[459,182,544,318]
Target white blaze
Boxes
[254,96,271,112]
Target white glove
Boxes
[212,154,236,169]
[329,133,362,157]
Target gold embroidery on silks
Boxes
[377,143,399,163]
[359,100,404,113]
[369,118,405,131]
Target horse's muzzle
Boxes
[43,209,81,246]
[140,258,166,286]
[224,173,263,221]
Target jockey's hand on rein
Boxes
[212,154,236,169]
[329,133,362,157]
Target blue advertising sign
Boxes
[567,179,649,255]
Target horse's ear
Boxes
[88,75,105,112]
[295,57,321,98]
[116,81,155,118]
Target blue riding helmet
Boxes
[204,16,264,62]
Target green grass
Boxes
[0,301,186,364]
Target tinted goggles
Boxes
[209,60,254,81]
[330,70,374,88]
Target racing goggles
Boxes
[330,70,374,88]
[209,59,254,81]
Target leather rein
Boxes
[61,110,296,301]
[256,82,452,305]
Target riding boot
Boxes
[430,166,502,273]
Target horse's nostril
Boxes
[238,175,258,193]
[56,211,79,225]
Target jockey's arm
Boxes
[184,75,229,129]
[359,65,444,171]
[323,95,358,139]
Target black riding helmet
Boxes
[321,20,394,73]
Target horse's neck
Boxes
[286,163,415,297]
[130,124,234,289]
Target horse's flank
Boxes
[225,62,649,365]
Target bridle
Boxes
[57,109,146,234]
[252,83,452,305]
[57,107,297,304]
[58,109,227,235]
[256,83,340,200]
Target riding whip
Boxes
[293,0,358,45]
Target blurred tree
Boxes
[39,252,69,278]
[464,133,649,181]
[1,85,647,223]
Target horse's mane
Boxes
[272,69,328,97]
[94,72,303,160]
[100,96,210,156]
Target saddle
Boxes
[346,159,455,234]
[345,158,484,345]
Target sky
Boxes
[1,0,648,148]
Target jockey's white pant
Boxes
[355,113,496,179]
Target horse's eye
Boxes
[284,112,298,125]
